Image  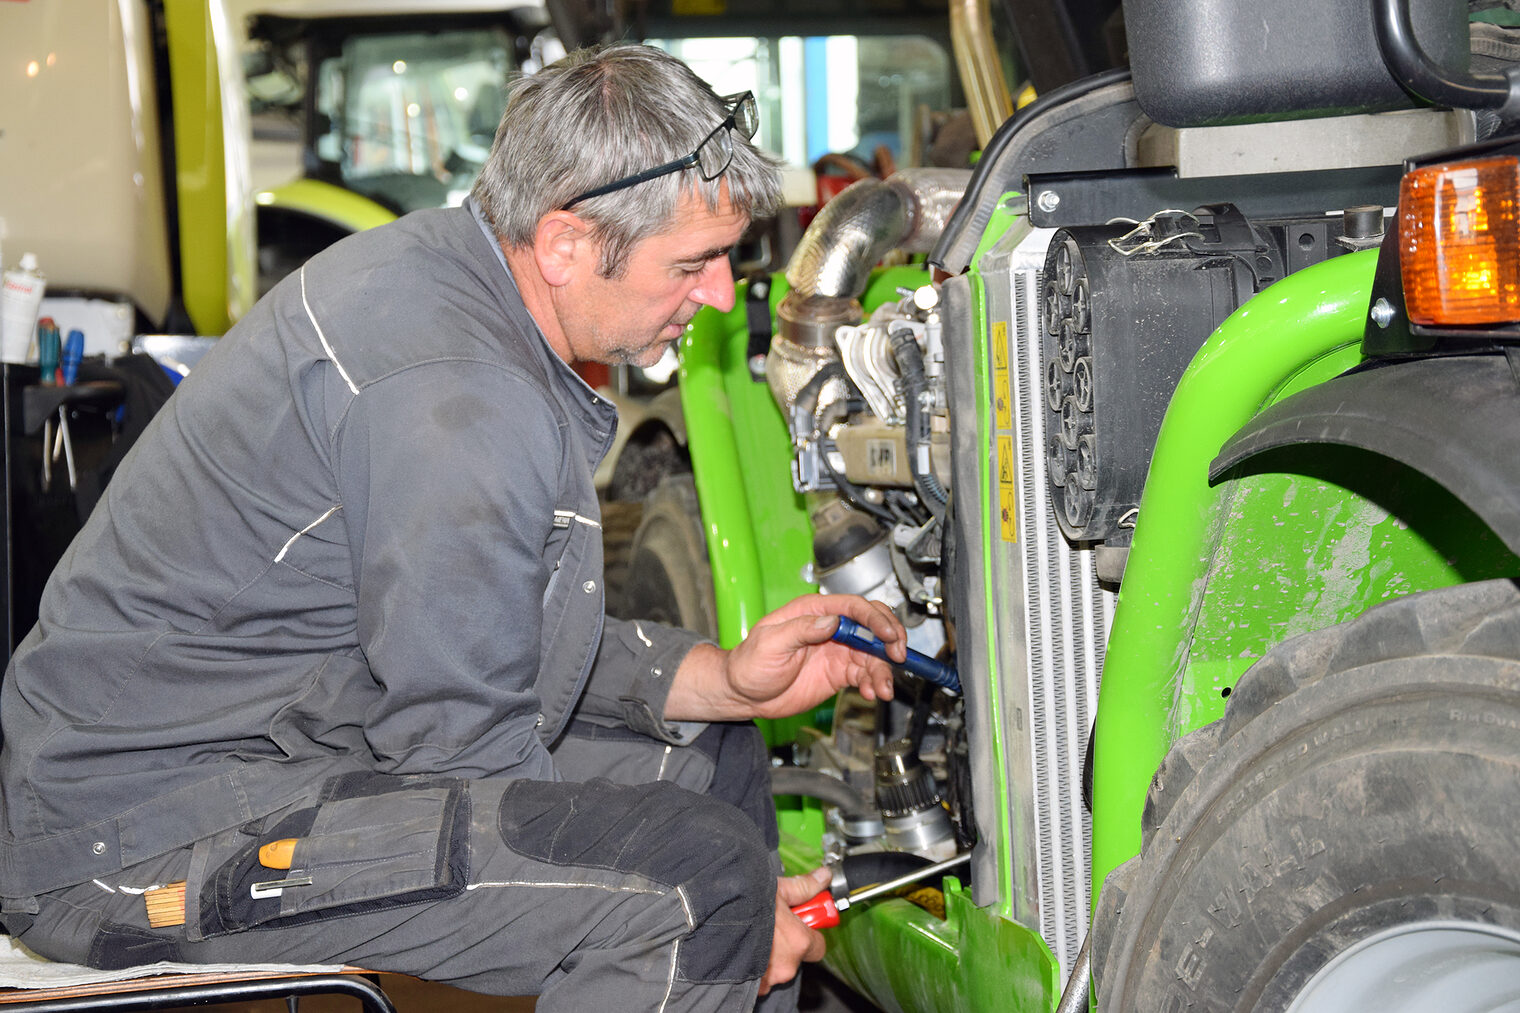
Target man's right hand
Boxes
[759,867,832,996]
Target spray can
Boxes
[1,253,46,365]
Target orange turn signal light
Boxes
[1399,155,1520,326]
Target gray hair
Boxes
[472,44,782,278]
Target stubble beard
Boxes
[599,314,691,368]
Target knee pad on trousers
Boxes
[498,777,774,983]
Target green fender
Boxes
[1089,248,1520,894]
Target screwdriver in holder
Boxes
[830,615,961,695]
[791,853,970,929]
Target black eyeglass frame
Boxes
[560,92,757,211]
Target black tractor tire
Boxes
[598,496,643,617]
[1093,578,1520,1012]
[607,426,687,502]
[612,475,718,639]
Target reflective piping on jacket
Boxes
[465,880,659,894]
[274,506,342,563]
[661,937,680,1013]
[300,266,360,396]
[552,509,602,530]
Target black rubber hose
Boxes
[770,767,877,822]
[889,326,948,519]
[838,852,935,895]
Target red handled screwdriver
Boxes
[791,853,970,929]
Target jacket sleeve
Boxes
[333,360,562,780]
[575,616,711,744]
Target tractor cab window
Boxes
[312,28,518,213]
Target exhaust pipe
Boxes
[766,168,970,416]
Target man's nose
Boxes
[690,256,736,313]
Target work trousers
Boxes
[3,721,796,1013]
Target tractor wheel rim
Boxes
[1288,920,1520,1013]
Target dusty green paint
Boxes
[1174,453,1520,733]
[257,179,398,234]
[962,194,1030,920]
[1088,248,1520,898]
[779,836,1060,1012]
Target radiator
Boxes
[947,218,1113,981]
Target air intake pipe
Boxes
[765,169,970,419]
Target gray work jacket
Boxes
[0,201,705,903]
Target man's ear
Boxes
[533,211,595,287]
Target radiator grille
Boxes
[980,224,1113,978]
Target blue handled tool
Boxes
[830,615,960,695]
[61,329,83,385]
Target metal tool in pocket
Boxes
[251,836,313,898]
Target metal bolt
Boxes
[1036,190,1061,214]
[1370,298,1395,329]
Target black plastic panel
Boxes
[1122,0,1468,127]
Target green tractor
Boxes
[640,0,1520,1007]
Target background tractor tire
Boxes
[611,474,718,639]
[1093,578,1520,1012]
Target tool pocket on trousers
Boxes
[198,776,470,938]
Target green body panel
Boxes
[257,178,398,235]
[962,196,1031,919]
[778,838,1060,1013]
[163,0,255,334]
[1087,248,1520,894]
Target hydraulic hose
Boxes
[796,363,899,527]
[769,767,877,822]
[889,325,948,519]
[838,851,935,894]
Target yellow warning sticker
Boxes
[997,434,1017,543]
[991,321,1011,431]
